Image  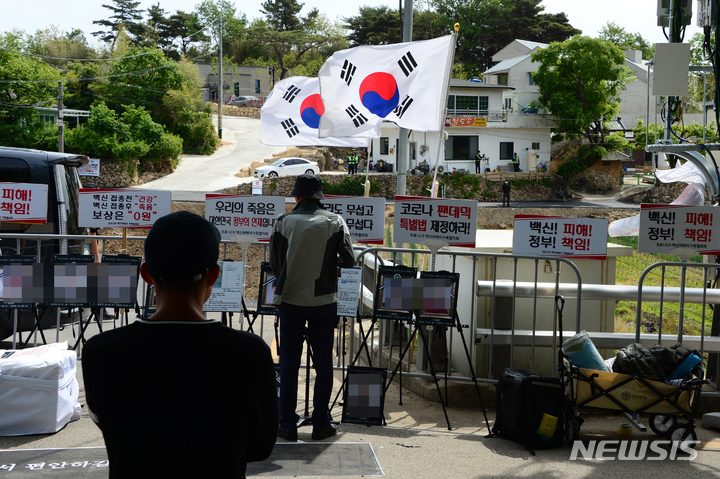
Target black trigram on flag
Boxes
[345,104,368,128]
[394,95,414,119]
[397,51,417,77]
[341,60,357,86]
[283,85,301,103]
[281,118,299,138]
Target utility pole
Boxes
[218,13,223,140]
[396,0,413,196]
[58,81,64,153]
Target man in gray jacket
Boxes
[270,174,356,442]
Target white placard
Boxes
[322,196,386,245]
[512,215,608,259]
[337,266,362,317]
[78,189,172,228]
[252,180,263,195]
[0,182,48,224]
[393,196,477,247]
[204,261,245,312]
[78,158,100,177]
[639,204,720,255]
[205,194,285,242]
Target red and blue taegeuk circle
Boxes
[359,72,399,118]
[300,94,325,129]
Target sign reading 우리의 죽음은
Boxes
[0,182,48,224]
[512,215,609,260]
[638,204,720,255]
[205,194,285,242]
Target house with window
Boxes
[367,79,556,174]
[482,39,654,128]
[193,63,273,103]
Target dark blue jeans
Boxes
[278,302,337,429]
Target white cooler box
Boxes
[0,342,81,436]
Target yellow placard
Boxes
[445,117,487,128]
[538,413,558,438]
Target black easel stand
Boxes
[19,305,48,349]
[73,307,100,350]
[329,314,377,412]
[451,310,491,432]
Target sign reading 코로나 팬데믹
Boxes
[78,189,172,228]
[638,204,720,255]
[205,194,285,242]
[393,196,477,247]
[322,196,385,245]
[512,215,609,260]
[0,182,48,224]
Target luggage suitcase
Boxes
[492,368,564,450]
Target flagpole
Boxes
[431,25,459,198]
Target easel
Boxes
[0,255,46,349]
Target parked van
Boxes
[0,147,89,340]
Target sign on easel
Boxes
[78,189,172,228]
[0,182,48,224]
[337,267,362,317]
[639,204,720,255]
[393,196,477,247]
[322,196,385,244]
[512,215,609,260]
[204,261,245,312]
[205,194,284,242]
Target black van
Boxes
[1,147,89,340]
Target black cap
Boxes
[290,173,325,200]
[144,211,221,284]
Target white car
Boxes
[253,157,320,178]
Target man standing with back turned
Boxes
[83,211,278,478]
[270,174,356,441]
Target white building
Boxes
[482,39,654,130]
[367,79,555,174]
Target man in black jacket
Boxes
[83,211,278,478]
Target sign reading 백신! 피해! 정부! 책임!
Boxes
[205,194,285,242]
[78,189,172,228]
[512,215,609,260]
[638,204,720,255]
[393,196,477,247]
[322,196,385,245]
[0,182,48,224]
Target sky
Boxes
[0,0,703,51]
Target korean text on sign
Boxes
[322,196,386,244]
[0,182,48,224]
[393,196,477,247]
[205,194,285,242]
[512,215,608,259]
[639,205,720,255]
[78,189,172,228]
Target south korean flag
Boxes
[318,35,455,139]
[260,76,367,147]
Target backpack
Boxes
[491,368,565,451]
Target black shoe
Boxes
[102,310,115,320]
[277,425,298,442]
[311,424,338,440]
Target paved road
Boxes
[138,116,286,200]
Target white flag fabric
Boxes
[260,76,367,147]
[318,35,455,139]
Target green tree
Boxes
[531,36,632,170]
[430,0,580,75]
[260,0,318,31]
[92,0,145,48]
[344,6,401,45]
[598,22,654,60]
[0,31,61,147]
[102,47,190,121]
